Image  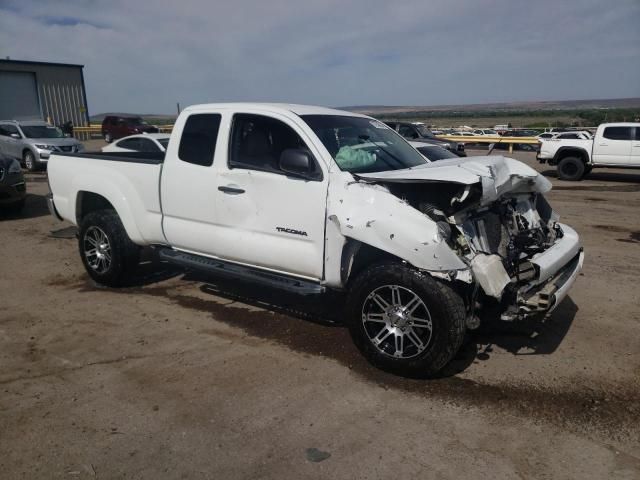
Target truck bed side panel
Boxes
[48,154,165,245]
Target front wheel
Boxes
[78,209,140,287]
[23,150,39,172]
[346,262,466,378]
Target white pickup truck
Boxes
[537,122,640,180]
[47,103,583,377]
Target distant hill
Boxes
[341,97,640,115]
[90,98,640,128]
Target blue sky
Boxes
[1,0,639,114]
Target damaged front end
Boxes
[356,156,584,322]
[456,193,583,320]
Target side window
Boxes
[603,127,632,141]
[636,128,640,141]
[178,113,221,166]
[138,138,160,152]
[229,113,317,176]
[117,138,141,150]
[1,125,19,137]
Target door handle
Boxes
[598,143,608,146]
[218,185,245,194]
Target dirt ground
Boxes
[1,146,639,479]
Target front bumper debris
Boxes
[515,249,584,317]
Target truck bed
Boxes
[47,150,166,245]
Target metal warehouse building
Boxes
[0,58,90,127]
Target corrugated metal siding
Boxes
[0,61,89,127]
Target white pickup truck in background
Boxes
[537,122,640,180]
[47,103,583,377]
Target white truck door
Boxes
[593,126,633,164]
[160,111,226,253]
[212,111,328,280]
[632,127,640,166]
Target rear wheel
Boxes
[346,262,466,378]
[78,209,140,287]
[557,156,585,181]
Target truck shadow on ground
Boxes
[133,263,578,379]
[445,297,579,375]
[72,260,638,436]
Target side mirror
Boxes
[279,149,321,180]
[10,133,20,139]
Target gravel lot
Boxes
[1,147,639,479]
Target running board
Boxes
[157,248,325,295]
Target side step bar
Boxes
[157,248,325,295]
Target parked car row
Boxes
[384,122,466,156]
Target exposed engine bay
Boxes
[354,156,583,322]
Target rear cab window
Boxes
[602,127,633,141]
[178,113,222,166]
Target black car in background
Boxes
[0,152,26,213]
[384,121,466,157]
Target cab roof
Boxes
[183,103,369,118]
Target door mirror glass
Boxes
[279,149,316,179]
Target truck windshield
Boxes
[20,125,65,138]
[301,115,427,173]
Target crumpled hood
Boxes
[356,155,552,205]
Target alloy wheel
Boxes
[83,226,112,273]
[361,285,433,359]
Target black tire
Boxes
[582,165,593,179]
[346,262,466,378]
[23,150,39,172]
[557,156,585,181]
[104,132,112,143]
[78,209,140,287]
